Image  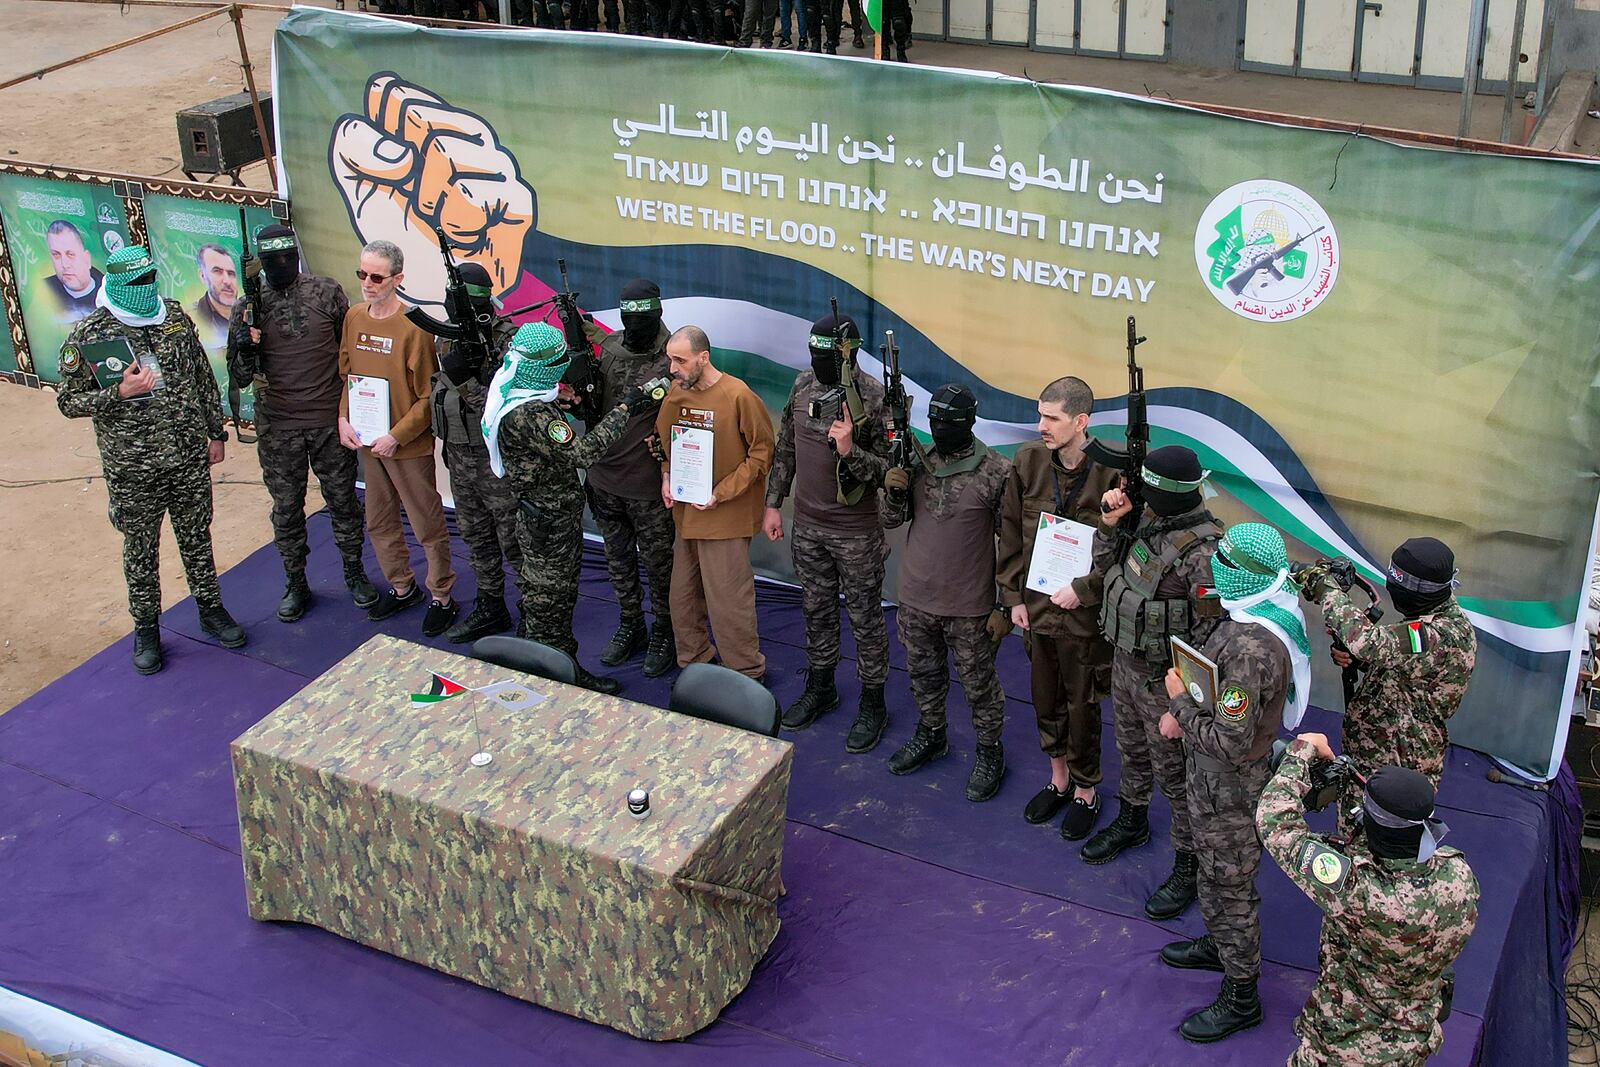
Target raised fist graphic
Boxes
[329,72,536,324]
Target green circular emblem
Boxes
[1311,852,1344,885]
[59,345,81,372]
[547,420,574,444]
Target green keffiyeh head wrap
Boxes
[1211,521,1314,728]
[104,245,162,318]
[507,322,570,391]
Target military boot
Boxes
[600,615,647,666]
[642,622,677,678]
[845,684,888,753]
[343,557,380,610]
[887,723,948,775]
[1160,933,1223,972]
[1145,849,1200,920]
[851,28,864,47]
[446,596,513,644]
[278,574,312,623]
[574,663,622,696]
[1179,976,1262,1044]
[781,668,838,730]
[198,605,247,649]
[132,623,163,675]
[966,742,1005,801]
[1080,801,1150,864]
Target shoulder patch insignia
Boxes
[547,419,574,445]
[1296,840,1351,893]
[59,345,81,372]
[1405,621,1427,654]
[1216,683,1251,722]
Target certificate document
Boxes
[670,425,714,506]
[347,375,391,446]
[1171,636,1220,710]
[1024,513,1096,595]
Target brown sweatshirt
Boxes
[655,371,775,540]
[338,303,437,461]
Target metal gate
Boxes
[909,0,1172,58]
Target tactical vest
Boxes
[431,354,482,449]
[1099,520,1224,662]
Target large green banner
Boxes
[275,9,1600,777]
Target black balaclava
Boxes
[451,262,496,327]
[619,278,663,352]
[1141,445,1207,517]
[928,383,978,455]
[1388,537,1456,619]
[1363,765,1449,862]
[256,224,300,291]
[808,311,859,386]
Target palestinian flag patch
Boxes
[411,672,469,705]
[1406,621,1426,654]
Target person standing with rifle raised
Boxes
[1080,319,1226,927]
[413,233,523,645]
[766,305,892,750]
[997,375,1118,839]
[879,336,1014,799]
[227,223,375,623]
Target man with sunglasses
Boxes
[56,244,246,675]
[1299,537,1476,836]
[1155,521,1305,1043]
[228,223,376,624]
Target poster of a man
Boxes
[190,242,238,349]
[43,219,102,322]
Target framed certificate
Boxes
[1171,636,1220,710]
[347,374,391,446]
[670,425,714,506]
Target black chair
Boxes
[470,635,579,686]
[669,663,780,737]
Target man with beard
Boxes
[881,384,1013,800]
[1081,445,1225,926]
[766,309,891,751]
[589,280,678,677]
[998,376,1118,838]
[190,244,239,350]
[227,224,375,622]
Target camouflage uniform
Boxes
[432,314,524,604]
[498,399,632,655]
[882,443,1012,744]
[1321,588,1477,833]
[1168,617,1289,982]
[586,324,675,627]
[1096,506,1225,848]
[57,301,228,625]
[767,368,890,686]
[226,274,364,578]
[1259,740,1480,1066]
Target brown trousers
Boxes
[363,451,456,603]
[1028,630,1112,787]
[670,536,764,678]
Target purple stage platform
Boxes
[0,511,1575,1066]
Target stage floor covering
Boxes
[0,512,1571,1066]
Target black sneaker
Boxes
[422,599,460,637]
[1060,791,1102,841]
[368,584,424,621]
[1023,783,1071,824]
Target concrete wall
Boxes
[1168,0,1240,69]
[1549,0,1600,89]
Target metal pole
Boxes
[1501,0,1529,143]
[1459,0,1488,140]
[498,0,509,24]
[229,4,278,190]
[0,6,227,91]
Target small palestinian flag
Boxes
[1406,622,1426,655]
[865,0,882,31]
[411,672,469,705]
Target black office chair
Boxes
[470,635,579,686]
[669,663,780,737]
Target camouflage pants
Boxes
[106,460,221,626]
[445,443,524,604]
[1110,651,1191,850]
[514,503,582,657]
[897,604,1005,745]
[791,523,888,687]
[587,483,674,623]
[257,425,364,577]
[1188,758,1272,981]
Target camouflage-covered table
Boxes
[231,634,792,1040]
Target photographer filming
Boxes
[1258,732,1479,1067]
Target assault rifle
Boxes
[1289,556,1385,705]
[1084,316,1148,526]
[1225,226,1327,296]
[230,208,259,443]
[881,328,911,505]
[405,227,498,386]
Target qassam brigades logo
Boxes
[1193,179,1339,323]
